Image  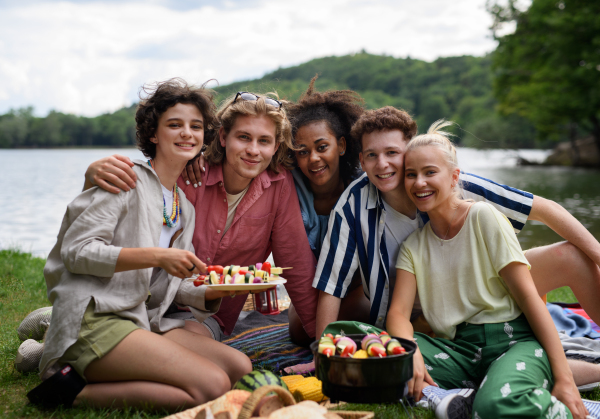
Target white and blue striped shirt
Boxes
[312,172,534,329]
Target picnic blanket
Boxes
[223,309,313,372]
[547,302,600,339]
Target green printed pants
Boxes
[416,315,572,419]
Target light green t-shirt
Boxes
[396,202,530,340]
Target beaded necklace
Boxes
[147,159,180,227]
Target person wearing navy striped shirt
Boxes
[313,106,600,344]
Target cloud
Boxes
[0,0,497,116]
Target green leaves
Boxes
[490,0,600,148]
[214,53,506,145]
[0,105,137,148]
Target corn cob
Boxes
[285,377,312,394]
[292,378,327,402]
[285,382,301,394]
[281,375,305,389]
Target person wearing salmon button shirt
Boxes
[85,92,318,345]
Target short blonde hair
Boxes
[204,93,294,173]
[406,119,463,199]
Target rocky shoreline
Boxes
[519,136,599,167]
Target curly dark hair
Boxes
[351,106,418,150]
[135,78,216,159]
[286,75,365,184]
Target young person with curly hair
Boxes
[314,106,419,338]
[28,79,252,411]
[84,91,319,345]
[272,76,370,338]
[285,76,364,257]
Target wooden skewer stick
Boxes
[280,267,293,270]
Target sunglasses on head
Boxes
[233,92,282,110]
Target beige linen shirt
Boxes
[41,160,220,377]
[396,202,530,340]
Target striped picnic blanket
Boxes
[223,310,313,372]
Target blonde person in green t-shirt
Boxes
[386,120,588,419]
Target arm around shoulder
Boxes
[83,154,137,194]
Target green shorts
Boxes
[58,299,139,380]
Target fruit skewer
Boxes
[190,262,289,287]
[317,331,406,359]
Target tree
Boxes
[0,107,32,147]
[489,0,600,164]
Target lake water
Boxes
[1,148,599,256]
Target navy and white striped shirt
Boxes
[312,172,534,329]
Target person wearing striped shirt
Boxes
[313,106,600,342]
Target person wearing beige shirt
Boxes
[28,79,251,412]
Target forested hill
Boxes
[0,52,538,149]
[216,52,536,148]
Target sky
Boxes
[0,0,504,117]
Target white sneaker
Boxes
[584,399,600,418]
[434,389,476,419]
[17,307,52,341]
[14,339,44,373]
[419,386,476,419]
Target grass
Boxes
[547,286,579,304]
[335,402,433,418]
[0,250,165,419]
[0,249,595,419]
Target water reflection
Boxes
[457,149,600,250]
[1,148,599,256]
[0,149,144,255]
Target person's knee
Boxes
[229,353,253,384]
[553,241,588,264]
[191,369,231,403]
[550,242,600,289]
[536,242,593,271]
[529,241,599,293]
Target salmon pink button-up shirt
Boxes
[178,163,318,337]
